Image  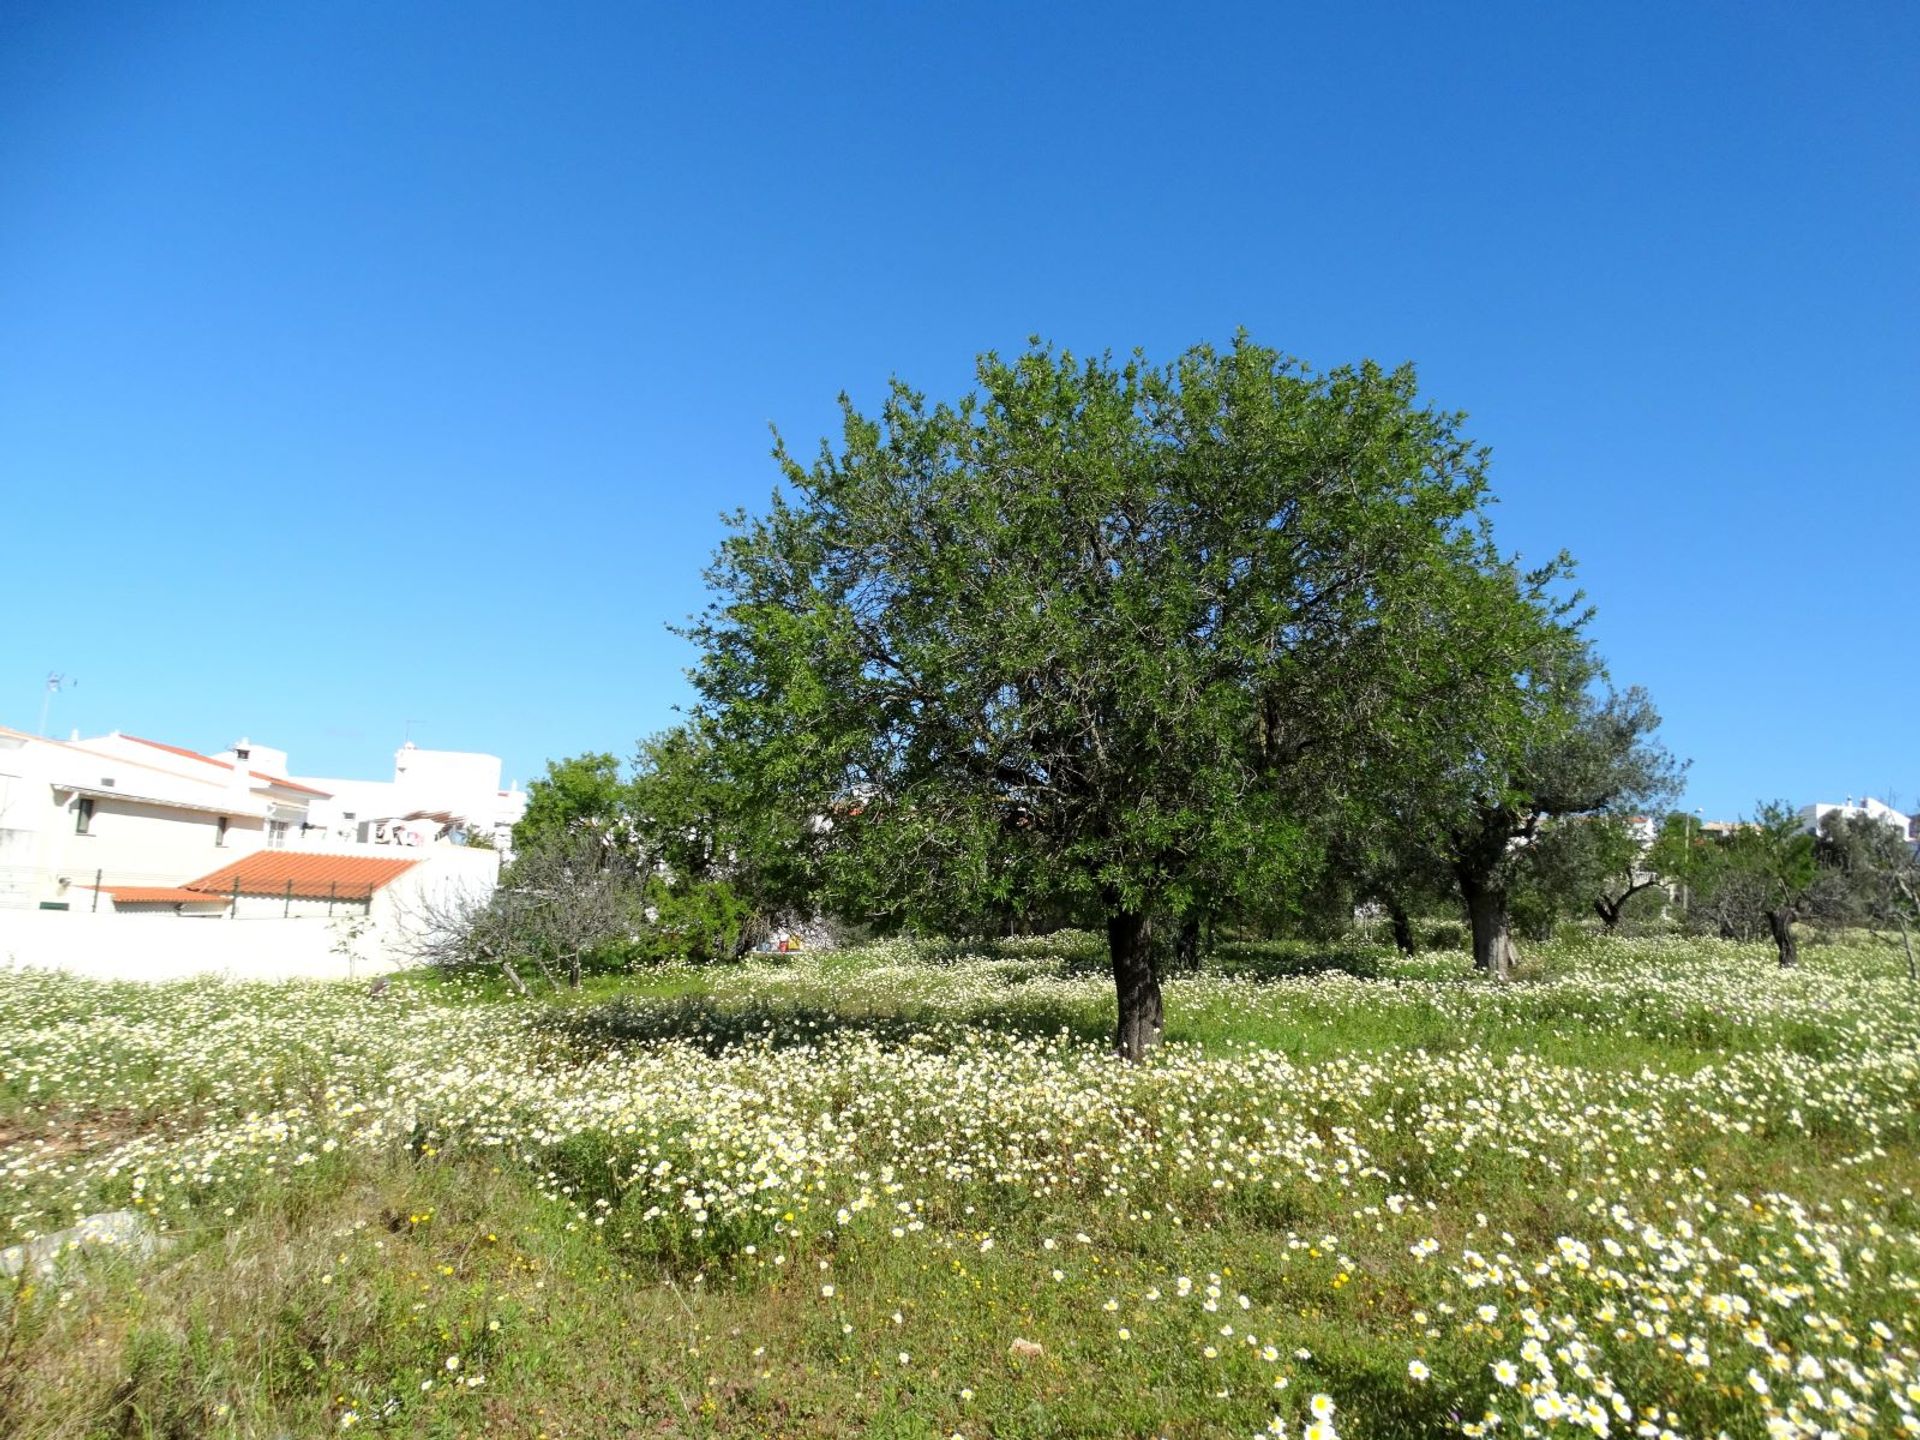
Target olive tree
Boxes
[1439,670,1681,975]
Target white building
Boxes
[0,727,320,910]
[0,727,516,917]
[296,741,527,854]
[79,732,328,849]
[1798,796,1913,840]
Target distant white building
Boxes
[295,742,527,854]
[0,726,518,914]
[1798,795,1913,841]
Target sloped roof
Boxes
[185,853,420,899]
[81,886,230,906]
[118,736,331,797]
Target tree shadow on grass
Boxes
[1206,943,1388,982]
[530,991,1114,1058]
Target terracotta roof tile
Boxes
[184,853,420,899]
[120,735,331,797]
[83,886,231,906]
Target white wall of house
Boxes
[371,846,501,940]
[1799,797,1912,838]
[297,776,403,844]
[55,797,263,901]
[0,729,272,907]
[78,733,317,834]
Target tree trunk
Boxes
[1109,909,1163,1062]
[1387,902,1416,957]
[1176,913,1202,971]
[568,949,582,989]
[1593,896,1621,933]
[1464,884,1516,978]
[1764,909,1798,968]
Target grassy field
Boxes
[1,932,1917,1439]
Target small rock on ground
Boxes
[0,1210,166,1278]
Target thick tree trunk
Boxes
[1176,913,1202,972]
[1464,884,1516,978]
[568,950,582,989]
[1109,909,1163,1062]
[1765,909,1798,968]
[1387,902,1416,957]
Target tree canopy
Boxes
[685,337,1584,1057]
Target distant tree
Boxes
[1498,814,1663,941]
[1561,815,1664,933]
[1816,809,1920,979]
[1702,802,1853,968]
[1437,650,1682,975]
[624,723,791,959]
[406,829,645,990]
[1332,806,1455,956]
[513,752,631,855]
[1646,811,1710,921]
[685,338,1535,1058]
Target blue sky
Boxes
[2,2,1914,818]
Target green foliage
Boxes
[684,337,1534,1015]
[1513,814,1661,937]
[1684,803,1848,964]
[1438,669,1681,967]
[632,872,757,965]
[512,752,630,853]
[1815,808,1920,939]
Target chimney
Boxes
[228,738,253,795]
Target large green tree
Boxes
[685,338,1537,1058]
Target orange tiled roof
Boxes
[120,736,331,797]
[84,886,230,906]
[184,852,420,899]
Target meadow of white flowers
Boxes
[1,934,1916,1439]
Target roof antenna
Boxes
[38,672,76,736]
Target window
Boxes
[267,819,289,849]
[74,797,95,835]
[216,816,229,847]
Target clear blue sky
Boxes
[2,2,1914,818]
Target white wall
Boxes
[371,846,500,947]
[1800,798,1913,837]
[394,744,502,812]
[57,797,264,897]
[0,909,397,981]
[298,776,403,842]
[0,730,272,907]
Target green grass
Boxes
[0,932,1916,1438]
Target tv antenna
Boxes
[38,672,77,736]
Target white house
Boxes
[1798,796,1913,840]
[76,732,329,851]
[0,727,312,910]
